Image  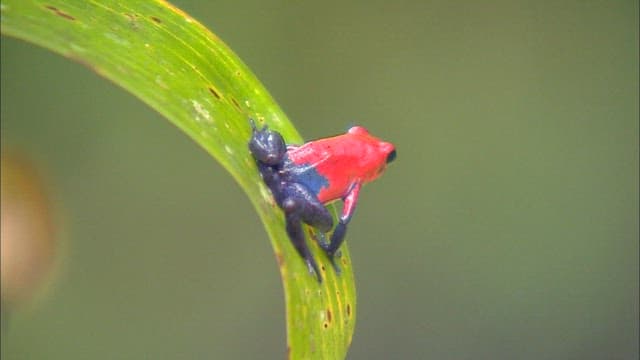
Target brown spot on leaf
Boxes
[326,309,332,323]
[150,16,162,24]
[124,13,140,30]
[230,97,241,111]
[275,252,284,267]
[346,304,351,317]
[208,87,221,99]
[44,5,75,20]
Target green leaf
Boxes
[1,0,356,358]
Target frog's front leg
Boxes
[321,182,362,259]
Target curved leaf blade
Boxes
[1,0,356,358]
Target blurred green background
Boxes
[1,1,638,359]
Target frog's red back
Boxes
[287,126,395,203]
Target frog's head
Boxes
[347,126,396,180]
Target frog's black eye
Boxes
[386,149,397,164]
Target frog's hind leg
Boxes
[280,182,334,282]
[295,191,343,275]
[284,213,323,283]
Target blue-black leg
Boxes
[319,183,361,272]
[280,182,334,282]
[315,231,343,275]
[318,218,349,275]
[323,220,348,257]
[284,213,323,283]
[280,182,351,278]
[280,182,333,233]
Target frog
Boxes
[248,120,396,282]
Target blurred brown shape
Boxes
[1,149,58,309]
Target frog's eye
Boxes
[386,149,397,163]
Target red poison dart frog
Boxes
[249,120,396,282]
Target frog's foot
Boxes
[315,232,342,275]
